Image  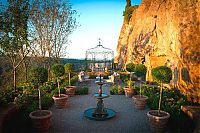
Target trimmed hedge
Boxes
[152,66,172,83]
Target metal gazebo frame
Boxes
[85,39,114,72]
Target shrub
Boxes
[123,5,137,23]
[28,67,48,86]
[64,63,74,74]
[134,64,147,77]
[126,63,135,72]
[110,85,125,95]
[51,64,65,78]
[152,66,172,83]
[75,86,89,95]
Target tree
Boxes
[126,63,135,72]
[28,67,48,110]
[29,0,78,79]
[134,64,147,77]
[51,64,65,97]
[152,66,172,114]
[0,0,29,91]
[64,63,74,86]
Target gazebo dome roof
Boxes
[86,39,114,55]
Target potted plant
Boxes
[29,67,52,132]
[147,66,172,132]
[132,81,148,110]
[51,64,68,109]
[134,64,147,81]
[64,63,76,96]
[124,63,135,98]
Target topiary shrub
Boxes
[29,67,48,86]
[126,63,135,72]
[28,67,48,110]
[152,66,172,84]
[134,64,147,77]
[151,66,172,114]
[51,64,65,78]
[51,64,65,96]
[64,63,74,86]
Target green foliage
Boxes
[134,64,147,77]
[135,86,194,133]
[64,63,74,73]
[51,87,66,95]
[75,86,89,95]
[120,74,129,83]
[123,5,137,23]
[126,63,135,72]
[152,66,172,83]
[110,85,125,95]
[0,87,17,106]
[51,64,65,78]
[70,75,78,86]
[125,80,135,88]
[41,94,53,109]
[28,67,48,86]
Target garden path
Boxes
[48,80,151,133]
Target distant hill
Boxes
[60,58,85,71]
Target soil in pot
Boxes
[53,94,68,109]
[147,110,170,133]
[29,110,52,132]
[65,86,76,96]
[132,95,148,110]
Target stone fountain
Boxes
[84,74,116,120]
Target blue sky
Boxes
[68,0,141,59]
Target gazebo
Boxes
[85,39,114,72]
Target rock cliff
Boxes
[115,0,200,103]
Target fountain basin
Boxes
[84,108,116,121]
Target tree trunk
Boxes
[13,67,16,91]
[69,73,71,86]
[158,82,163,114]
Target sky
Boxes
[68,0,142,59]
[0,0,142,59]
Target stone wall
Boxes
[115,0,200,103]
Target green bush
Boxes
[70,75,78,85]
[120,74,129,83]
[64,63,74,74]
[28,67,48,86]
[126,63,135,72]
[0,87,17,106]
[51,87,66,96]
[135,86,194,132]
[152,66,172,83]
[123,5,137,23]
[41,94,53,109]
[110,85,125,95]
[134,64,147,77]
[75,86,89,95]
[51,64,65,78]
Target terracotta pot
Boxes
[124,87,134,98]
[52,94,68,109]
[132,95,148,110]
[147,110,170,133]
[29,110,52,132]
[65,86,76,96]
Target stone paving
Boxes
[48,80,151,133]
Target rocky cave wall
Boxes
[115,0,200,103]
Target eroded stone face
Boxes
[115,0,200,103]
